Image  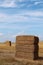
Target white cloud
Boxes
[22,11,43,17]
[12,31,26,38]
[34,1,43,5]
[0,0,17,8]
[18,0,23,2]
[0,11,43,23]
[0,13,28,22]
[0,0,43,8]
[34,2,40,5]
[0,33,3,36]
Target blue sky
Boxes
[0,0,43,42]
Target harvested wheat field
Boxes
[0,41,43,65]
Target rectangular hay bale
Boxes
[15,35,39,60]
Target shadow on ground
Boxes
[38,56,43,60]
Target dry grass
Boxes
[0,41,43,65]
[39,41,43,59]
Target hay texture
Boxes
[15,35,39,60]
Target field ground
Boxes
[0,41,43,65]
[39,41,43,57]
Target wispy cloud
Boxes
[0,0,43,42]
[21,11,43,17]
[34,1,43,5]
[0,13,28,22]
[0,32,3,36]
[0,0,43,8]
[0,11,43,22]
[12,31,26,38]
[0,0,17,8]
[34,2,40,5]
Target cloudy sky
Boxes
[0,0,43,42]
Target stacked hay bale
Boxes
[15,35,39,60]
[5,41,11,46]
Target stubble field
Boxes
[0,41,43,65]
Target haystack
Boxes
[5,41,11,46]
[15,35,39,60]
